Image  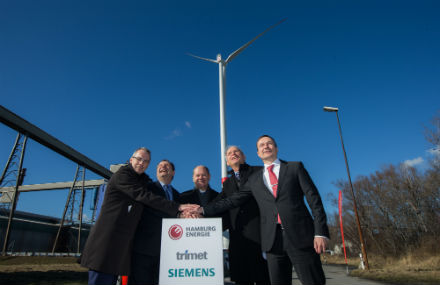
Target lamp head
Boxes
[323,106,339,112]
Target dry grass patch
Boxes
[352,268,440,285]
[0,256,87,285]
[324,253,440,285]
[321,253,360,267]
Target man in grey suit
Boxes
[200,135,329,285]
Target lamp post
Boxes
[323,106,370,270]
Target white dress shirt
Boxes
[263,159,281,195]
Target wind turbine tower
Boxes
[188,19,286,183]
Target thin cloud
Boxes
[165,121,191,140]
[403,157,424,167]
[165,128,182,140]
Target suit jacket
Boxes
[219,163,262,243]
[205,160,329,252]
[180,186,219,207]
[218,163,270,282]
[132,181,181,256]
[80,165,180,275]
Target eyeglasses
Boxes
[132,156,150,164]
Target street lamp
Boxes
[323,106,370,270]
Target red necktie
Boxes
[267,165,281,224]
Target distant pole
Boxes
[218,55,228,182]
[323,106,370,270]
[52,165,80,253]
[77,168,86,253]
[338,190,349,274]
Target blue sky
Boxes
[1,0,439,220]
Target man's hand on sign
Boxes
[180,210,202,218]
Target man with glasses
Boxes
[129,159,181,285]
[81,147,197,285]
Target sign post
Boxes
[159,218,224,285]
[339,190,349,274]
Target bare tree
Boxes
[329,110,440,257]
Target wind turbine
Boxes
[188,19,286,183]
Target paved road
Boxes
[295,264,389,285]
[225,264,389,285]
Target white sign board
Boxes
[159,218,224,285]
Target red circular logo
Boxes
[168,224,183,240]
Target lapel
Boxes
[226,176,239,193]
[155,181,167,198]
[171,186,178,196]
[277,159,288,197]
[255,166,275,200]
[206,186,217,202]
[194,189,202,204]
[238,163,250,186]
[227,168,241,190]
[206,187,211,201]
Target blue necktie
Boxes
[164,185,173,201]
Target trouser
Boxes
[266,225,326,285]
[88,270,118,285]
[128,252,160,285]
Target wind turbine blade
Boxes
[186,53,218,63]
[225,18,287,64]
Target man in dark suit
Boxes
[201,135,329,285]
[129,159,181,285]
[80,148,197,285]
[180,165,219,207]
[219,146,270,285]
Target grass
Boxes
[323,253,440,285]
[1,253,439,284]
[0,256,81,266]
[0,256,87,285]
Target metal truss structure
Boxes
[0,105,112,255]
